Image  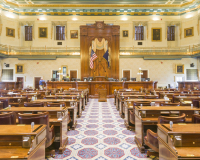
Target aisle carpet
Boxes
[53,98,150,160]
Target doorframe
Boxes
[141,69,149,78]
[33,76,43,89]
[122,69,131,79]
[51,70,59,79]
[69,69,78,78]
[16,76,25,88]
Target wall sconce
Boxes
[137,68,143,75]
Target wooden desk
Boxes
[173,96,200,104]
[32,99,78,130]
[0,97,27,108]
[46,81,157,95]
[178,81,200,90]
[158,124,200,159]
[95,76,106,81]
[1,107,69,154]
[134,106,200,153]
[115,91,146,109]
[118,95,159,117]
[0,125,46,160]
[121,99,170,119]
[0,82,22,90]
[45,95,85,111]
[58,89,89,105]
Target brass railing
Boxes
[120,44,200,56]
[0,44,200,56]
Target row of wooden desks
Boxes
[119,98,170,119]
[1,107,70,154]
[0,125,46,160]
[134,106,200,153]
[158,124,200,159]
[33,99,81,120]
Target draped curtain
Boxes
[51,21,67,39]
[165,21,181,39]
[133,21,148,39]
[18,21,34,39]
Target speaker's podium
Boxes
[95,76,106,81]
[98,89,107,102]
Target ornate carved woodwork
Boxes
[80,21,120,80]
[46,81,158,95]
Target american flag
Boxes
[90,49,98,69]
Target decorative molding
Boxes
[0,16,2,36]
[4,0,196,8]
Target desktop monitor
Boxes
[121,77,127,81]
[146,78,150,81]
[72,78,76,81]
[131,78,136,81]
[64,78,70,82]
[51,78,56,81]
[83,77,87,81]
[88,77,93,81]
[141,78,145,81]
[76,79,81,81]
[108,78,114,81]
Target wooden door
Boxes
[34,77,41,89]
[123,70,130,81]
[70,71,77,81]
[141,70,148,78]
[17,77,24,89]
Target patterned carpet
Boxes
[53,98,150,160]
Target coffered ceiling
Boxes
[5,0,195,5]
[1,0,199,16]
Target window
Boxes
[25,26,32,41]
[56,26,65,40]
[135,26,144,40]
[167,26,175,41]
[52,70,59,78]
[186,69,198,80]
[2,69,13,81]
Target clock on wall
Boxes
[96,21,104,29]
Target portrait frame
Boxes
[70,30,78,39]
[122,30,129,37]
[151,28,162,42]
[175,64,184,74]
[38,27,48,38]
[184,27,194,38]
[15,64,24,74]
[6,27,15,38]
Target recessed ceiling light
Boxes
[72,17,78,21]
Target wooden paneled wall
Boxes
[80,21,120,80]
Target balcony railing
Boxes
[0,44,200,56]
[120,44,200,56]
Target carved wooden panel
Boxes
[98,89,107,102]
[80,21,120,80]
[56,84,73,89]
[94,84,106,95]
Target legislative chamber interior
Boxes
[0,0,200,159]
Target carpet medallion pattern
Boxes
[53,98,149,160]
